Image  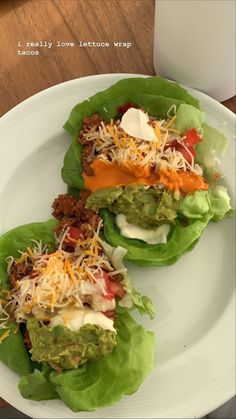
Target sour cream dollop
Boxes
[116,214,170,245]
[50,307,116,333]
[119,108,157,142]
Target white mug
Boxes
[153,0,236,102]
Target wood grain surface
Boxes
[0,0,235,411]
[0,0,155,117]
[0,0,235,117]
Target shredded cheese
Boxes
[13,324,19,334]
[81,113,198,173]
[167,104,177,118]
[165,115,177,129]
[2,221,121,324]
[0,329,10,343]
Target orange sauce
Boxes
[83,160,208,193]
[157,168,209,194]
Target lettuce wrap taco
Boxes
[0,196,154,412]
[61,76,232,267]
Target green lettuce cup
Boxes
[61,76,232,267]
[0,220,155,411]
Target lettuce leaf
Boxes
[195,123,228,180]
[209,186,232,221]
[0,219,57,289]
[174,103,205,132]
[119,280,156,320]
[0,323,33,377]
[48,311,154,412]
[99,188,231,266]
[19,312,154,411]
[101,209,213,267]
[18,369,58,401]
[61,139,84,191]
[179,188,232,221]
[61,76,231,267]
[98,186,232,266]
[0,220,57,376]
[62,76,201,197]
[179,191,210,219]
[1,220,154,411]
[64,76,200,136]
[97,94,186,121]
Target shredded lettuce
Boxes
[119,276,156,320]
[100,238,155,318]
[99,238,127,270]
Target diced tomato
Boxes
[102,310,116,320]
[94,270,110,282]
[68,227,83,241]
[183,128,201,147]
[164,139,178,150]
[184,129,201,147]
[164,129,199,163]
[106,280,126,298]
[176,145,195,164]
[63,227,83,251]
[95,270,125,299]
[67,227,82,242]
[29,271,38,279]
[117,102,138,116]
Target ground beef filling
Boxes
[8,194,115,350]
[9,259,33,289]
[52,193,101,240]
[78,108,140,177]
[78,114,102,176]
[9,194,101,287]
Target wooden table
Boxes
[0,0,235,117]
[0,0,235,411]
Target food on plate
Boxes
[61,76,232,266]
[0,197,155,411]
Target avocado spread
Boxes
[86,185,179,229]
[27,318,117,370]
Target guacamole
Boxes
[27,318,117,370]
[86,184,179,229]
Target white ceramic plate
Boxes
[0,74,235,419]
